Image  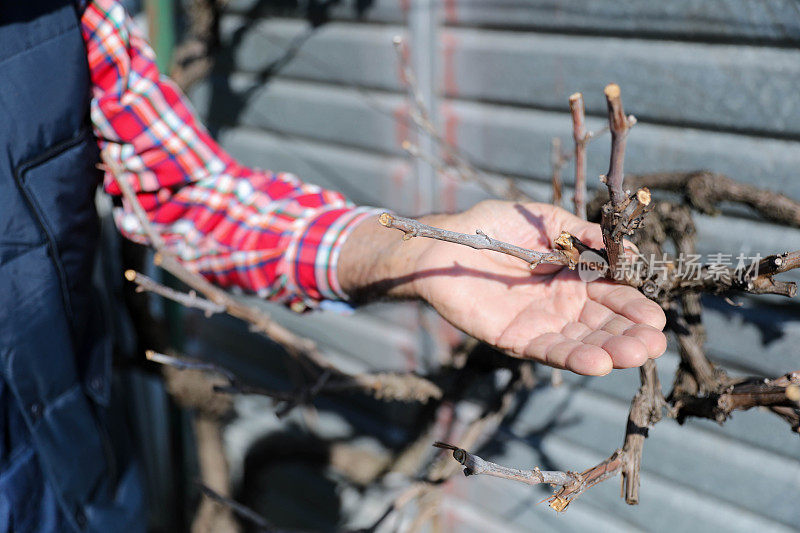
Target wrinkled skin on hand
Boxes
[412,201,667,376]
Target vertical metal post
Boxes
[146,0,176,73]
[409,0,443,368]
[409,0,439,215]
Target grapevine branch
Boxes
[377,213,800,300]
[432,442,574,486]
[671,371,800,423]
[436,370,799,507]
[401,83,800,512]
[377,213,571,269]
[599,84,643,273]
[624,170,800,227]
[384,73,800,300]
[368,344,537,529]
[548,145,571,387]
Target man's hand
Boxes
[338,200,667,376]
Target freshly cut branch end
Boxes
[555,232,580,269]
[786,385,800,402]
[378,212,395,228]
[549,497,569,512]
[604,83,627,133]
[604,83,621,99]
[636,188,651,206]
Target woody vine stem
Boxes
[381,83,800,512]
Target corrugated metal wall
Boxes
[187,1,800,531]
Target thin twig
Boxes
[378,211,800,300]
[378,213,570,269]
[126,270,225,316]
[603,83,632,209]
[550,137,564,208]
[569,92,588,221]
[146,350,237,382]
[433,442,574,486]
[432,441,625,512]
[433,361,665,511]
[392,36,432,132]
[104,160,318,360]
[393,35,532,203]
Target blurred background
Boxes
[113,1,800,531]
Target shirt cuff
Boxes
[283,206,384,310]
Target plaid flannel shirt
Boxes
[81,0,378,308]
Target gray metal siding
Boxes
[189,1,800,530]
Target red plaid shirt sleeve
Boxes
[81,0,379,308]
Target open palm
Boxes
[413,201,667,376]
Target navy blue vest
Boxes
[0,2,145,531]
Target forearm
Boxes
[337,213,451,302]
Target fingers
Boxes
[583,330,649,368]
[567,345,615,375]
[523,332,613,376]
[579,297,667,363]
[565,320,666,368]
[587,282,667,330]
[499,278,666,374]
[624,324,667,359]
[510,309,666,375]
[521,326,662,376]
